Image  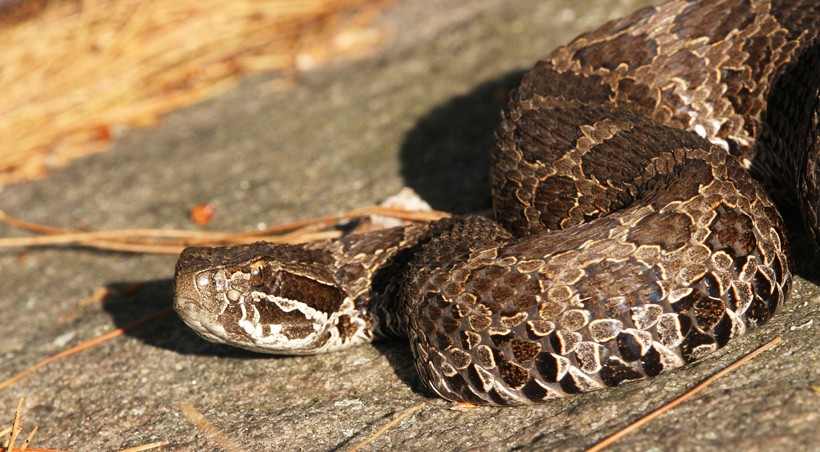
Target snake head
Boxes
[174,242,370,354]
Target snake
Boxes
[173,0,820,406]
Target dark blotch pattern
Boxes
[600,358,645,386]
[498,360,531,389]
[268,271,344,315]
[535,352,563,382]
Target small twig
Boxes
[0,447,66,451]
[349,402,425,452]
[0,398,50,451]
[117,440,168,452]
[179,402,240,452]
[0,308,173,391]
[5,398,23,451]
[0,210,69,235]
[0,206,448,254]
[586,337,783,452]
[20,425,38,451]
[0,230,344,255]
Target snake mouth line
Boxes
[174,295,230,342]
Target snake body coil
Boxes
[174,0,820,405]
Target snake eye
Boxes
[250,262,269,286]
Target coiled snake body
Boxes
[175,0,820,405]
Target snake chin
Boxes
[173,294,231,345]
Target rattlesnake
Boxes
[174,0,820,405]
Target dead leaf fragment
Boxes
[190,203,216,226]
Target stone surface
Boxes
[1,0,818,450]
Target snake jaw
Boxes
[173,292,231,345]
[174,243,374,354]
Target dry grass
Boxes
[0,205,447,253]
[0,0,391,187]
[1,398,50,452]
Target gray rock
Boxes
[1,0,817,450]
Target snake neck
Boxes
[360,217,513,339]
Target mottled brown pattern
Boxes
[174,0,819,405]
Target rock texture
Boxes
[0,0,817,450]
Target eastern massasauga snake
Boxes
[174,0,820,405]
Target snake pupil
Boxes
[250,263,267,286]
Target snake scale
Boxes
[174,0,820,405]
